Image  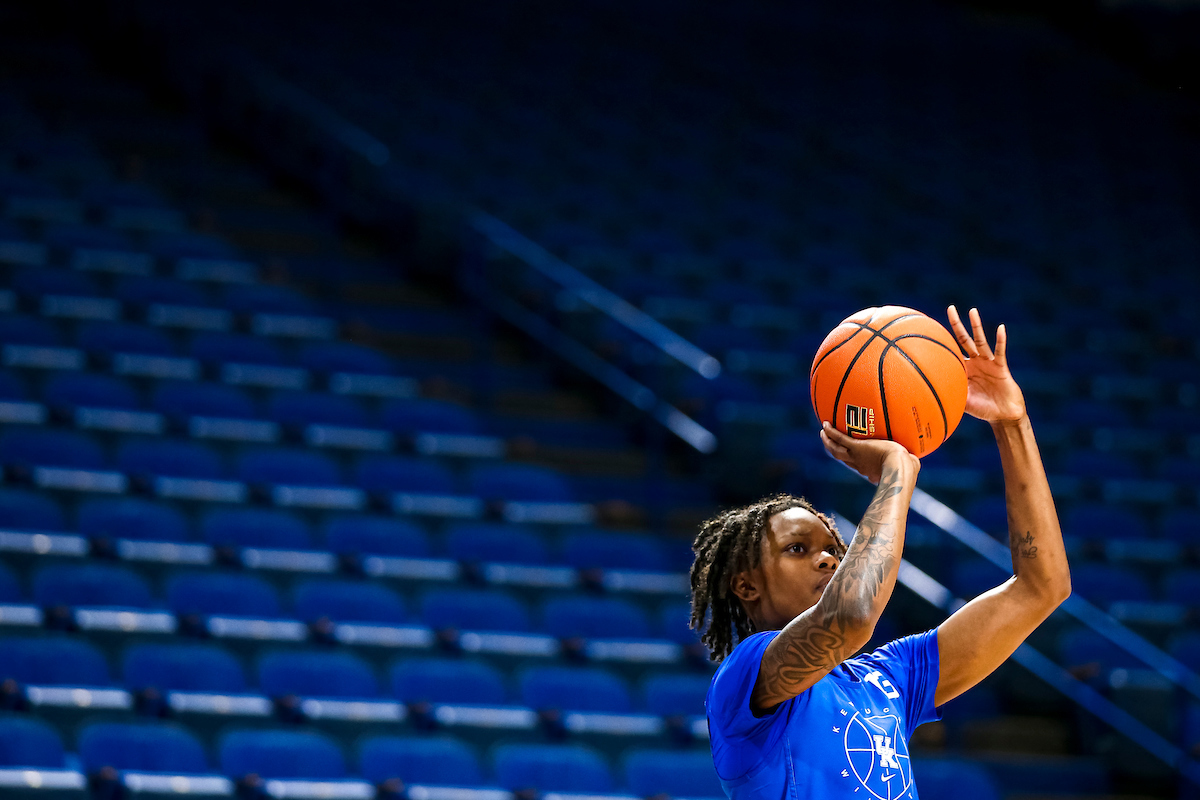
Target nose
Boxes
[816,550,839,571]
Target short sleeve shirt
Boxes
[706,630,941,800]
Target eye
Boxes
[786,543,806,554]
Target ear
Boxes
[729,569,760,603]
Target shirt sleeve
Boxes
[858,629,942,728]
[706,631,790,779]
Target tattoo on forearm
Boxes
[753,466,904,708]
[1014,531,1037,559]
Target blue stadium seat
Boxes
[223,284,316,315]
[560,530,670,572]
[0,563,19,603]
[189,332,285,366]
[624,750,724,798]
[152,381,257,419]
[0,315,64,346]
[492,744,612,793]
[380,398,480,434]
[390,658,507,705]
[0,636,111,685]
[659,601,700,645]
[911,759,1001,800]
[77,497,189,542]
[78,722,208,774]
[298,342,394,375]
[1070,564,1152,607]
[518,666,632,712]
[950,559,1008,600]
[43,223,131,251]
[0,487,66,530]
[541,596,651,639]
[0,370,28,400]
[0,716,66,768]
[1063,505,1150,541]
[322,515,431,557]
[200,508,313,549]
[219,730,346,779]
[352,455,458,495]
[292,580,407,624]
[146,231,236,260]
[10,265,99,297]
[75,321,175,356]
[43,372,140,409]
[266,390,369,428]
[420,589,531,632]
[0,428,106,469]
[359,736,483,786]
[116,439,224,480]
[235,447,341,486]
[123,643,247,693]
[1058,628,1146,675]
[114,275,209,307]
[1160,510,1200,545]
[166,572,283,617]
[1164,569,1200,609]
[466,463,573,503]
[642,674,711,717]
[1169,632,1200,673]
[1061,451,1141,480]
[32,563,152,608]
[963,496,1009,536]
[445,522,548,565]
[258,651,379,698]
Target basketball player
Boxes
[690,307,1071,798]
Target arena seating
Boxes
[3,0,1200,797]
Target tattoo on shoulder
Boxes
[1015,530,1037,559]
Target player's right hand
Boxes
[820,422,920,485]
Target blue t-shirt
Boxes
[706,629,941,800]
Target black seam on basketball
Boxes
[890,333,969,377]
[878,344,893,442]
[809,325,869,380]
[829,315,917,433]
[810,312,920,379]
[889,341,949,439]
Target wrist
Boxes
[991,413,1031,432]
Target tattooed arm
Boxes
[750,426,920,713]
[933,308,1071,706]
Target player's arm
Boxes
[751,429,920,713]
[934,307,1072,706]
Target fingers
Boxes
[947,305,978,358]
[995,323,1007,365]
[820,422,851,461]
[967,307,995,359]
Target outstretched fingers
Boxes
[820,422,852,460]
[967,307,995,359]
[947,305,979,358]
[994,323,1008,366]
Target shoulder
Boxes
[844,630,940,680]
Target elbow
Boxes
[1032,574,1072,610]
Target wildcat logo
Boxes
[846,405,875,437]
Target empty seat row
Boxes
[0,494,685,567]
[0,566,695,642]
[0,716,721,797]
[0,637,709,715]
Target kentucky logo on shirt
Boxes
[842,708,913,800]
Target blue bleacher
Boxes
[390,658,508,705]
[292,579,407,624]
[32,563,153,608]
[218,729,346,780]
[257,651,379,698]
[166,572,283,617]
[0,636,111,685]
[0,716,66,768]
[493,744,613,793]
[78,722,209,774]
[122,643,247,693]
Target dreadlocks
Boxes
[689,493,846,663]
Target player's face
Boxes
[754,508,842,630]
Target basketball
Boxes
[809,306,968,457]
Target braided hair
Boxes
[689,493,847,663]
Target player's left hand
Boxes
[947,305,1026,423]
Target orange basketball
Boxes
[809,306,968,457]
